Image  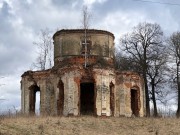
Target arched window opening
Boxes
[131,88,140,117]
[29,84,40,115]
[35,91,40,115]
[110,82,115,116]
[57,80,64,115]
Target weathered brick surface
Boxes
[21,29,145,117]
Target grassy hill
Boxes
[0,116,180,135]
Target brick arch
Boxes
[130,86,140,116]
[57,79,64,116]
[28,83,40,115]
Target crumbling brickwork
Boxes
[21,29,146,117]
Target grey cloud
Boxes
[0,2,38,75]
[0,2,13,33]
[9,0,84,32]
[0,74,21,112]
[91,0,180,35]
[0,1,10,16]
[52,0,83,9]
[0,26,36,75]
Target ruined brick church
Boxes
[21,29,146,117]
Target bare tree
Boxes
[120,22,164,116]
[32,28,53,70]
[169,32,180,117]
[116,47,168,117]
[81,5,91,30]
[147,48,168,117]
[115,52,140,72]
[81,5,91,68]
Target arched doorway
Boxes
[130,88,140,116]
[29,84,40,115]
[80,81,95,115]
[57,80,64,115]
[110,82,115,116]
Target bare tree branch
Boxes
[118,22,164,117]
[32,28,53,70]
[168,32,180,118]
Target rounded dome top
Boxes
[53,29,115,40]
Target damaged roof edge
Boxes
[21,69,51,77]
[53,29,115,40]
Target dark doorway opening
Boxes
[110,82,115,116]
[29,84,40,115]
[57,80,64,115]
[131,89,139,116]
[80,83,94,115]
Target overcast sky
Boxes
[0,0,180,113]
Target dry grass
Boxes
[0,116,180,135]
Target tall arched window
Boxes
[29,84,40,115]
[110,82,115,116]
[57,80,64,115]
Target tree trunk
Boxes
[143,73,150,117]
[176,64,180,117]
[151,79,158,117]
[177,85,180,118]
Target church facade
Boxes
[21,29,146,117]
